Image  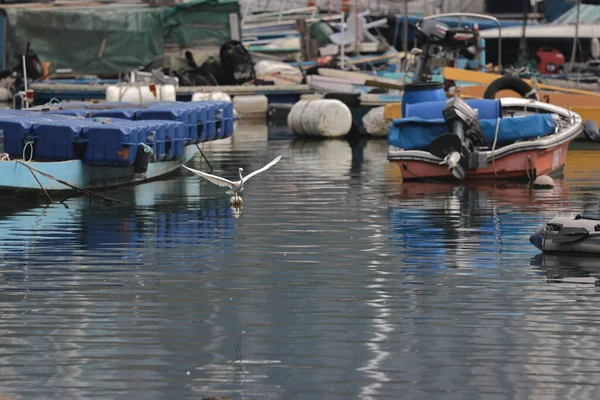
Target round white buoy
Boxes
[232,95,268,119]
[533,175,555,188]
[362,106,391,137]
[106,84,176,104]
[287,99,310,136]
[288,99,352,138]
[191,91,232,103]
[0,87,11,102]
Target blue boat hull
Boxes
[0,144,198,192]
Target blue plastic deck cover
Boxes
[404,99,502,121]
[145,102,200,142]
[31,120,85,161]
[135,107,195,143]
[388,114,556,151]
[81,122,141,166]
[86,108,141,120]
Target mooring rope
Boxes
[15,160,124,204]
[195,143,214,172]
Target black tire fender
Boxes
[483,76,540,101]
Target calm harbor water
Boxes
[1,122,600,399]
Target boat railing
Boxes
[422,12,502,68]
[242,2,320,27]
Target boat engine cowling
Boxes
[413,19,479,83]
[427,97,485,180]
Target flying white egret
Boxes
[181,155,282,202]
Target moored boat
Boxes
[387,97,583,181]
[0,100,234,193]
[530,214,600,255]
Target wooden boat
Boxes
[530,215,600,255]
[387,97,582,181]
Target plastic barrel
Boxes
[106,85,176,104]
[232,95,268,119]
[287,100,310,136]
[287,99,352,138]
[401,83,446,117]
[404,99,502,121]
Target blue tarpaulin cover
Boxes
[388,114,556,151]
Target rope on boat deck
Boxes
[15,160,124,205]
[0,153,10,161]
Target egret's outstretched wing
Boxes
[243,155,282,181]
[181,165,235,188]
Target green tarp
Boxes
[1,0,240,75]
[163,0,240,50]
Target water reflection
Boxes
[290,136,387,180]
[0,178,238,397]
[1,180,235,268]
[3,127,600,398]
[531,254,600,285]
[388,181,571,273]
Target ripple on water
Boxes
[0,126,600,398]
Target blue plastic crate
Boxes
[0,114,81,159]
[90,117,168,163]
[30,120,88,161]
[156,120,186,160]
[146,102,212,144]
[80,122,142,166]
[0,116,36,159]
[129,119,166,162]
[86,108,141,120]
[45,108,91,118]
[195,102,217,141]
[193,101,234,139]
[135,107,195,144]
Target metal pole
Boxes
[354,0,359,55]
[403,0,408,54]
[568,0,581,74]
[22,55,27,93]
[341,11,345,69]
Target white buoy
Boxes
[288,99,353,138]
[232,95,268,120]
[534,175,555,188]
[362,106,391,137]
[106,84,176,104]
[287,99,310,136]
[0,87,11,102]
[191,91,232,103]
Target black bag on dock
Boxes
[219,40,256,85]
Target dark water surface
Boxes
[2,123,600,399]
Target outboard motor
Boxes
[412,19,479,83]
[427,97,485,180]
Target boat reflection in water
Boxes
[531,253,600,286]
[0,175,239,398]
[388,179,571,271]
[0,177,236,280]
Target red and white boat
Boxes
[387,97,583,181]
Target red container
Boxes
[537,48,565,75]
